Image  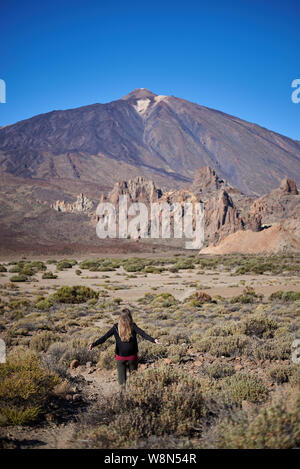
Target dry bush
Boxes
[214,387,300,448]
[30,331,57,352]
[0,351,60,426]
[268,364,300,384]
[196,334,252,357]
[240,314,278,339]
[206,362,236,380]
[223,372,269,404]
[76,366,205,448]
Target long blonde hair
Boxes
[118,308,133,342]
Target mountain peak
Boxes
[121,88,158,101]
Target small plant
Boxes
[224,372,269,404]
[231,287,263,304]
[206,362,236,380]
[56,260,76,271]
[42,272,58,279]
[30,331,57,352]
[185,291,212,306]
[34,296,54,310]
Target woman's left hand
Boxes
[155,339,160,344]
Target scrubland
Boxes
[0,253,299,449]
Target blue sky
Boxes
[0,0,299,139]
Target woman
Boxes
[89,308,160,385]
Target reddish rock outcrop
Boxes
[280,177,299,195]
[249,177,300,225]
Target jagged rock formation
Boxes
[280,177,299,195]
[249,177,300,225]
[51,193,93,213]
[94,168,262,246]
[99,177,162,206]
[93,167,300,252]
[192,166,230,195]
[201,175,300,253]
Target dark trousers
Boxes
[116,360,138,385]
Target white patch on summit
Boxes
[154,95,167,104]
[134,98,151,114]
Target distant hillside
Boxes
[0,88,300,195]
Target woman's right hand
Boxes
[88,343,93,351]
[154,339,160,345]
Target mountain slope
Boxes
[0,88,300,195]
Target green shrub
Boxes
[0,405,41,426]
[152,293,177,308]
[10,274,28,282]
[28,261,47,271]
[143,266,165,274]
[88,298,98,306]
[123,261,145,272]
[20,266,35,276]
[56,260,75,271]
[9,265,21,273]
[51,286,98,304]
[173,259,195,270]
[269,290,300,302]
[0,264,7,272]
[35,297,54,310]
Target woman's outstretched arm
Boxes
[133,323,157,343]
[90,326,115,349]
